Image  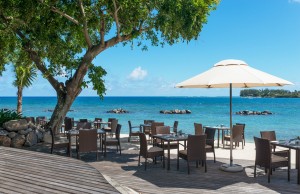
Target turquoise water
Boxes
[1,96,299,141]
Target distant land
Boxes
[240,89,300,98]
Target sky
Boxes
[1,0,300,97]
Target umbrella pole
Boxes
[219,83,242,172]
[230,83,233,166]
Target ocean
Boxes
[1,96,299,142]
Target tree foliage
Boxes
[240,89,300,98]
[0,0,219,132]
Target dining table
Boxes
[270,139,300,184]
[204,125,229,148]
[153,134,188,170]
[93,121,110,129]
[67,128,106,157]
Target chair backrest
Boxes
[144,120,154,124]
[204,127,216,146]
[187,135,206,161]
[110,119,118,133]
[173,121,179,133]
[156,126,171,135]
[76,122,92,130]
[115,124,122,140]
[78,129,98,152]
[254,136,271,168]
[94,118,102,122]
[151,122,164,136]
[260,131,276,141]
[139,133,148,157]
[194,123,203,135]
[128,121,133,132]
[232,125,244,141]
[236,123,246,137]
[64,117,73,132]
[79,119,88,122]
[26,117,35,124]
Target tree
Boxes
[0,0,219,133]
[13,53,37,114]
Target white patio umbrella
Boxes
[176,59,293,172]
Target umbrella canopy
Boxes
[176,59,293,88]
[176,59,293,171]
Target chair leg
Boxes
[145,158,147,170]
[204,160,207,173]
[96,151,98,160]
[138,154,141,166]
[187,161,190,174]
[242,141,244,149]
[254,165,257,178]
[268,168,271,183]
[213,151,216,163]
[177,157,179,170]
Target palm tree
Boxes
[13,63,37,114]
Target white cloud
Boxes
[289,0,300,3]
[128,67,147,80]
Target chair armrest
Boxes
[273,149,290,158]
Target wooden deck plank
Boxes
[0,147,119,194]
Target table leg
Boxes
[297,149,300,184]
[68,133,72,157]
[168,141,170,170]
[217,129,220,148]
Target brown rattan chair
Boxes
[128,121,140,142]
[155,126,179,150]
[150,122,164,144]
[260,131,289,157]
[76,129,98,160]
[64,117,73,134]
[138,133,164,170]
[236,123,246,146]
[102,124,122,157]
[171,121,179,134]
[204,127,216,162]
[94,118,102,129]
[49,127,69,155]
[194,123,203,135]
[177,135,207,174]
[253,136,290,183]
[76,121,92,130]
[103,119,118,135]
[36,116,47,128]
[223,125,244,149]
[143,120,154,138]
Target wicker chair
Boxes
[102,124,122,157]
[204,127,216,162]
[155,126,179,150]
[260,131,289,157]
[236,123,246,146]
[76,121,92,130]
[150,122,164,144]
[177,135,207,174]
[103,119,118,135]
[171,121,179,134]
[76,129,98,160]
[254,136,290,183]
[223,125,244,149]
[138,133,164,170]
[143,120,154,139]
[128,121,140,142]
[64,117,73,134]
[194,123,203,135]
[94,118,102,129]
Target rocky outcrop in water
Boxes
[235,110,273,115]
[160,109,192,114]
[107,108,129,114]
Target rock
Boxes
[8,132,17,138]
[24,131,38,147]
[28,122,37,130]
[0,129,9,136]
[159,109,192,114]
[43,131,52,143]
[3,119,28,132]
[236,110,273,115]
[36,129,44,142]
[0,136,11,147]
[19,128,33,135]
[107,108,129,114]
[11,134,26,148]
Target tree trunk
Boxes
[17,86,23,114]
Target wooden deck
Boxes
[89,141,300,194]
[0,146,119,194]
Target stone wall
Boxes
[0,119,46,148]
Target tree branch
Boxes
[99,9,105,46]
[78,0,92,48]
[112,0,121,40]
[37,0,79,25]
[15,30,63,93]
